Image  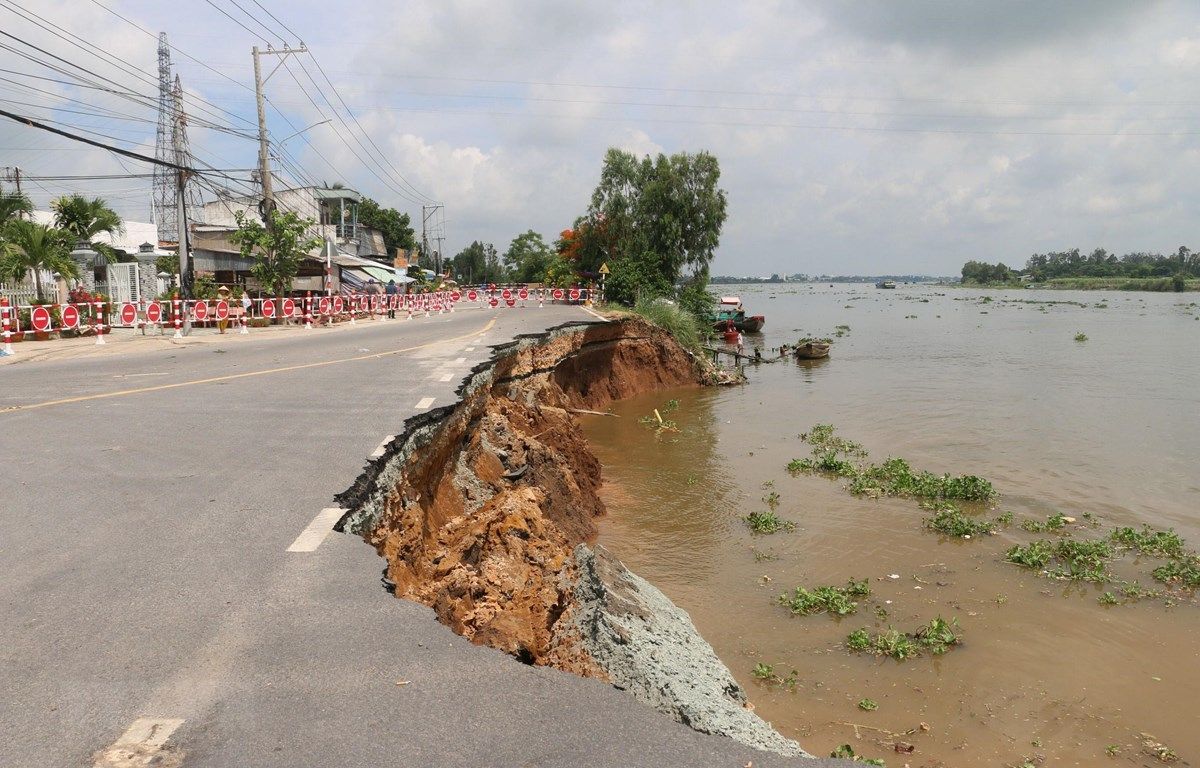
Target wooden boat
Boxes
[875,280,897,289]
[709,296,765,332]
[794,341,831,359]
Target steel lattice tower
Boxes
[152,35,202,243]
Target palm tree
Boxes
[0,191,33,225]
[51,195,123,253]
[0,220,77,302]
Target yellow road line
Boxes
[3,319,496,414]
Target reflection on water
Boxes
[584,284,1200,766]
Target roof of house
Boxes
[31,211,159,254]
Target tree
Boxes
[449,240,505,284]
[0,220,77,302]
[51,194,123,262]
[229,209,321,299]
[502,230,554,282]
[576,148,728,308]
[0,191,33,225]
[358,197,417,255]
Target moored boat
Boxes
[794,341,831,359]
[875,280,897,289]
[709,296,765,332]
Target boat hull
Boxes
[711,315,765,333]
[794,342,830,359]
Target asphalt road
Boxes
[1,306,839,767]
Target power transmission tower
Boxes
[153,35,201,244]
[421,203,443,273]
[251,44,306,225]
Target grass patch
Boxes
[742,509,795,534]
[778,579,870,617]
[846,617,961,660]
[630,297,704,355]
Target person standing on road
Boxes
[736,330,745,356]
[216,285,231,334]
[385,279,398,319]
[241,290,252,319]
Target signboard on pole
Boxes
[119,303,137,325]
[261,299,276,318]
[30,305,52,332]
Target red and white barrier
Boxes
[1,297,14,356]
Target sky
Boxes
[2,0,1199,276]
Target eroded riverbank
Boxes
[334,318,809,757]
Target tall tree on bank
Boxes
[576,148,728,311]
[502,229,554,283]
[229,209,322,300]
[449,240,505,284]
[358,197,417,256]
[51,194,124,263]
[0,220,77,302]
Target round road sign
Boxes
[501,288,512,300]
[568,288,580,301]
[145,302,162,324]
[61,304,80,329]
[319,296,331,315]
[466,289,478,302]
[282,298,296,317]
[506,298,516,307]
[214,300,229,320]
[261,299,276,318]
[30,305,52,332]
[120,303,137,325]
[450,290,461,302]
[552,288,564,300]
[489,297,499,307]
[193,300,208,320]
[518,288,528,300]
[333,295,344,313]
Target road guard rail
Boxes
[0,288,592,356]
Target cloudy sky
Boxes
[2,0,1198,276]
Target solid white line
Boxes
[438,372,453,382]
[286,508,346,552]
[93,718,184,767]
[415,396,435,409]
[370,435,395,459]
[579,305,608,322]
[451,357,466,365]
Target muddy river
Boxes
[582,284,1200,767]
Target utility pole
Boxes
[252,44,306,225]
[421,203,443,274]
[173,82,192,335]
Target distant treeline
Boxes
[963,247,1199,287]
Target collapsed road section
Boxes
[335,317,808,758]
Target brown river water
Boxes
[581,284,1200,767]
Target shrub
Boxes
[631,297,703,355]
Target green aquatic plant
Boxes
[763,491,781,509]
[1006,540,1054,569]
[857,698,878,711]
[742,509,795,534]
[1110,525,1186,558]
[922,503,998,538]
[778,579,870,617]
[1049,539,1114,582]
[845,617,960,660]
[1021,512,1070,533]
[1074,332,1089,342]
[1152,555,1200,588]
[752,662,774,680]
[1098,591,1119,605]
[830,743,886,765]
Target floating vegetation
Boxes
[1074,332,1089,342]
[1021,512,1071,533]
[1110,525,1186,558]
[751,662,798,690]
[742,509,795,534]
[637,398,680,437]
[834,324,851,337]
[830,744,886,765]
[1006,538,1113,582]
[778,579,870,617]
[857,698,879,711]
[846,616,962,659]
[1152,555,1200,588]
[762,491,781,509]
[923,503,1003,538]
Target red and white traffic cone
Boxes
[0,298,14,356]
[93,300,106,345]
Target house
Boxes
[194,185,401,295]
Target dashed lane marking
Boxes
[415,396,435,409]
[3,319,498,414]
[286,507,347,552]
[93,717,184,767]
[438,373,454,382]
[464,347,475,351]
[452,357,467,365]
[370,435,395,459]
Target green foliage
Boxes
[229,209,321,297]
[630,296,704,354]
[751,662,774,680]
[846,617,961,660]
[448,240,506,284]
[1152,555,1200,588]
[1074,332,1089,342]
[502,229,555,283]
[578,148,728,307]
[1022,246,1200,282]
[1021,512,1069,533]
[1110,525,1185,558]
[830,743,886,765]
[923,503,998,537]
[1006,540,1054,568]
[1098,591,1119,605]
[743,509,795,535]
[357,197,416,254]
[961,259,1017,284]
[1007,539,1113,581]
[0,219,77,301]
[51,194,123,261]
[778,579,870,616]
[857,698,878,711]
[0,190,33,224]
[543,253,577,288]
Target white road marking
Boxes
[452,357,466,365]
[415,396,435,409]
[286,508,346,552]
[579,305,608,322]
[370,435,395,459]
[464,346,475,351]
[438,372,453,382]
[93,717,184,767]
